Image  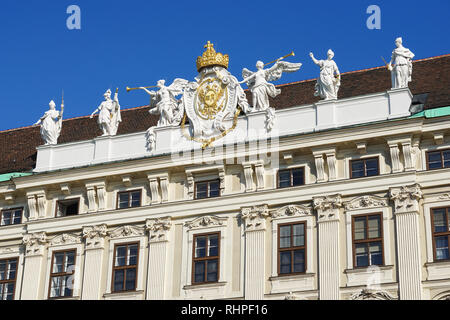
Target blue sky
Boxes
[0,0,449,131]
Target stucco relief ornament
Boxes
[34,99,64,145]
[23,232,47,255]
[309,49,341,100]
[90,88,122,136]
[313,195,343,221]
[241,205,270,230]
[350,289,396,300]
[82,224,108,249]
[390,184,422,213]
[241,53,302,131]
[387,37,415,89]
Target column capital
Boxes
[82,224,108,249]
[146,217,172,243]
[241,205,270,231]
[314,194,343,222]
[23,232,47,257]
[390,184,422,214]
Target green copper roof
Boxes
[409,106,450,119]
[0,172,33,183]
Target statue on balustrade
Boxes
[388,37,415,89]
[90,89,121,136]
[34,100,64,145]
[309,49,341,100]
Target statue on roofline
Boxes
[34,99,64,145]
[309,49,341,100]
[90,88,121,136]
[388,37,415,89]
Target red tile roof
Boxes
[0,54,449,175]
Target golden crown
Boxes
[196,41,229,72]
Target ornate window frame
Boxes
[104,225,146,299]
[43,233,83,300]
[269,204,315,294]
[343,196,394,287]
[181,215,230,299]
[0,246,23,300]
[185,165,225,200]
[423,195,450,281]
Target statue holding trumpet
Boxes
[240,51,302,112]
[90,88,121,136]
[127,79,189,128]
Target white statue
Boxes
[388,37,415,89]
[34,100,64,145]
[241,59,302,111]
[146,127,156,152]
[90,89,121,136]
[309,49,341,100]
[140,79,189,127]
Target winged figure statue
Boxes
[140,79,189,127]
[241,59,302,111]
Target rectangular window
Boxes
[0,258,18,300]
[278,223,306,275]
[278,168,305,188]
[117,190,142,209]
[49,250,76,299]
[192,233,220,284]
[195,180,220,200]
[56,199,80,217]
[1,208,23,226]
[112,243,139,292]
[352,213,384,268]
[350,157,379,179]
[431,207,450,261]
[427,149,450,170]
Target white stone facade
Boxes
[1,88,450,301]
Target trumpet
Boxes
[126,85,158,92]
[264,51,295,67]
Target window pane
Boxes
[195,236,207,258]
[293,224,305,247]
[369,242,383,265]
[292,169,304,186]
[435,236,449,260]
[7,260,17,280]
[118,193,130,208]
[196,183,208,199]
[368,216,381,239]
[428,152,443,169]
[280,226,291,248]
[115,246,127,267]
[293,250,305,273]
[209,181,220,198]
[50,276,62,297]
[355,244,369,267]
[208,235,219,257]
[207,260,218,282]
[351,160,365,178]
[365,159,379,176]
[5,283,14,300]
[128,245,138,266]
[53,253,64,273]
[354,217,367,240]
[13,210,22,224]
[113,269,124,292]
[279,252,292,274]
[63,275,73,297]
[2,212,11,226]
[125,268,136,291]
[65,252,75,272]
[130,192,141,207]
[443,151,450,168]
[433,209,447,233]
[194,261,205,283]
[0,261,6,280]
[278,171,291,188]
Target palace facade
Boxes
[0,53,449,300]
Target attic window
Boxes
[56,199,80,217]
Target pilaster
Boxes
[21,232,48,299]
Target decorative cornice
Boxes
[390,184,422,214]
[23,232,47,256]
[350,289,397,300]
[108,225,145,239]
[146,217,172,242]
[185,215,227,230]
[272,204,312,219]
[50,233,82,246]
[313,194,343,222]
[344,195,388,211]
[82,224,107,249]
[241,205,270,231]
